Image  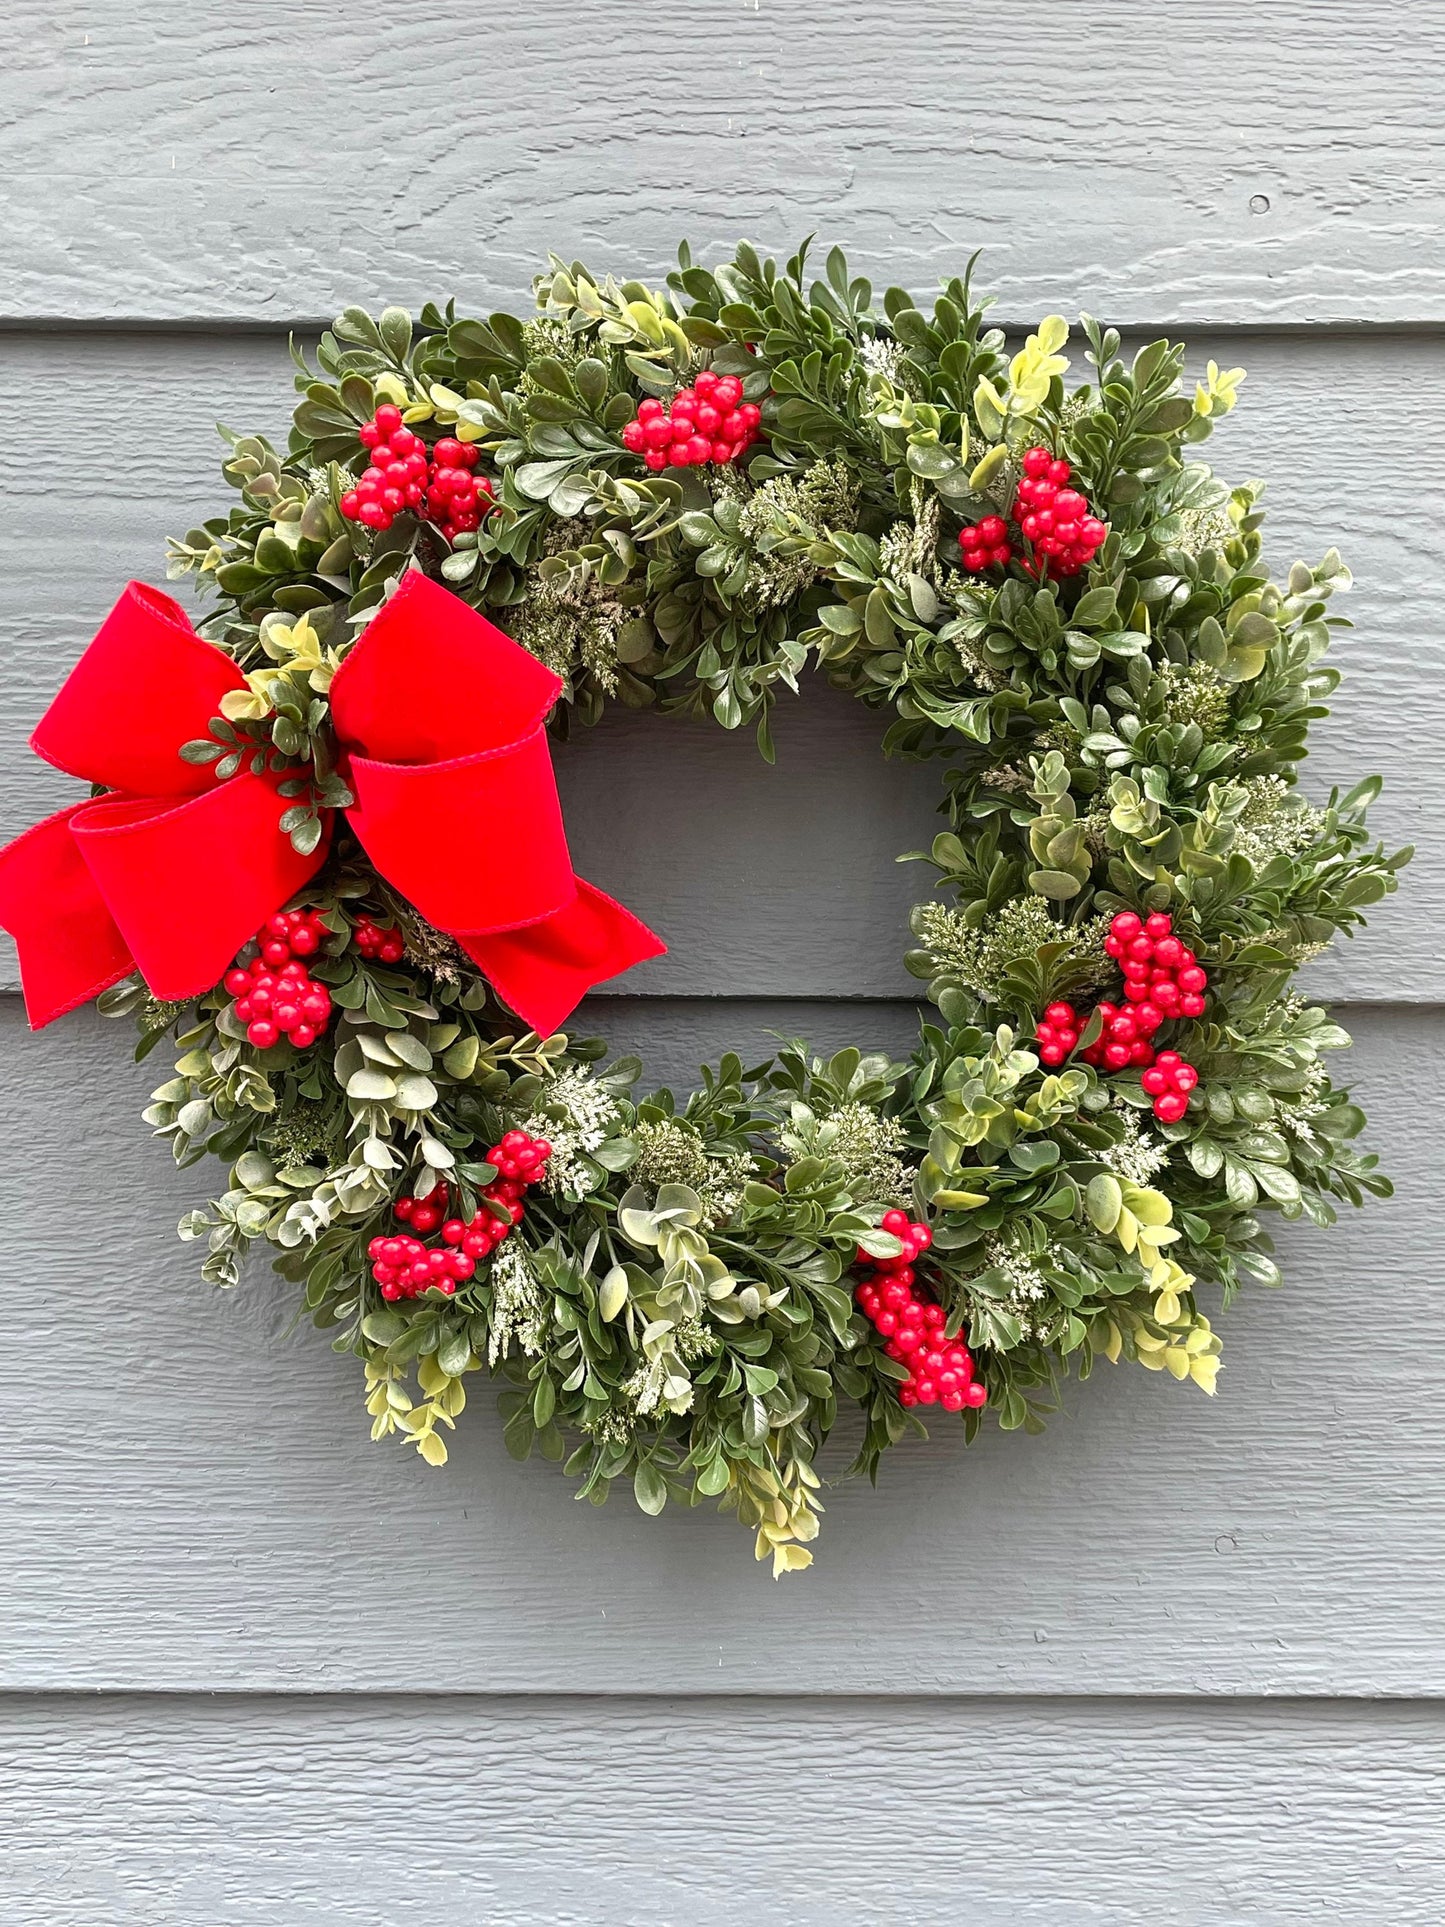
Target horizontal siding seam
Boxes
[5,319,1445,343]
[3,1686,1444,1708]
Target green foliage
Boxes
[141,239,1409,1574]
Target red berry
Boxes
[247,1019,279,1049]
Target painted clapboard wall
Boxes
[2,3,1443,1921]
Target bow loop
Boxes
[71,775,327,1002]
[343,740,574,936]
[32,582,247,795]
[329,573,563,762]
[329,574,663,1035]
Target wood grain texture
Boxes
[2,0,1444,326]
[0,998,1434,1696]
[3,1693,1443,1926]
[0,328,1429,998]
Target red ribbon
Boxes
[0,572,663,1035]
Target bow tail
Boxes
[459,879,666,1037]
[342,744,665,1036]
[0,804,137,1028]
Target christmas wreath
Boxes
[0,242,1407,1574]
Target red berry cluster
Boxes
[1080,997,1162,1070]
[421,437,494,543]
[339,405,495,541]
[620,372,763,472]
[1013,447,1107,576]
[1141,1052,1199,1124]
[352,918,405,965]
[1032,911,1207,1122]
[366,1133,552,1302]
[1103,910,1209,1021]
[959,446,1108,580]
[389,1182,453,1237]
[853,1210,987,1413]
[957,514,1013,572]
[223,910,333,1050]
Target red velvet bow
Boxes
[0,572,663,1035]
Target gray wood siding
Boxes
[2,2,1443,327]
[1,2,1442,1921]
[5,1695,1444,1926]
